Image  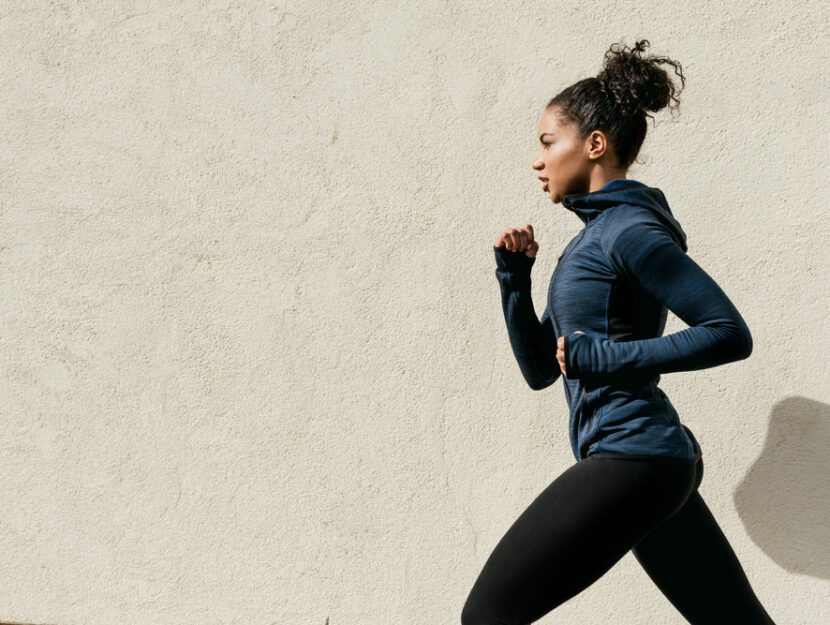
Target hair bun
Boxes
[596,38,685,119]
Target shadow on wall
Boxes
[733,396,830,578]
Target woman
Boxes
[461,40,778,625]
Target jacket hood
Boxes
[561,178,688,252]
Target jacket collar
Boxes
[561,178,647,224]
[560,178,688,251]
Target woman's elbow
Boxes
[730,322,753,361]
[525,371,559,391]
[740,327,753,360]
[527,377,551,391]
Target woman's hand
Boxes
[495,224,539,258]
[557,331,585,377]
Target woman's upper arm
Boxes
[601,213,751,347]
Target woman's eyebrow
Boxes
[539,132,554,141]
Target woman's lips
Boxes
[543,181,549,191]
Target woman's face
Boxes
[532,107,593,203]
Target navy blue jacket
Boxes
[494,178,752,462]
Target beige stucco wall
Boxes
[1,1,828,624]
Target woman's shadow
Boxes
[733,395,830,577]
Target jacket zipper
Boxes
[548,226,589,334]
[584,390,594,431]
[549,226,593,431]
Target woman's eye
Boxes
[542,141,551,148]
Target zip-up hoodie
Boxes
[493,178,752,462]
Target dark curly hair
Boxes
[547,38,685,169]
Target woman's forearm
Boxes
[494,246,561,390]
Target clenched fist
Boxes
[494,224,539,258]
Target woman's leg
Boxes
[631,457,778,625]
[461,454,698,625]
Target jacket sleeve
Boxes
[564,219,753,384]
[494,245,561,390]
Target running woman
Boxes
[461,39,778,625]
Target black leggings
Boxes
[461,453,777,625]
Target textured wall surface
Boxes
[1,1,828,624]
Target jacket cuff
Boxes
[494,245,536,273]
[564,332,587,379]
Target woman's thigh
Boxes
[631,467,777,625]
[461,454,697,625]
